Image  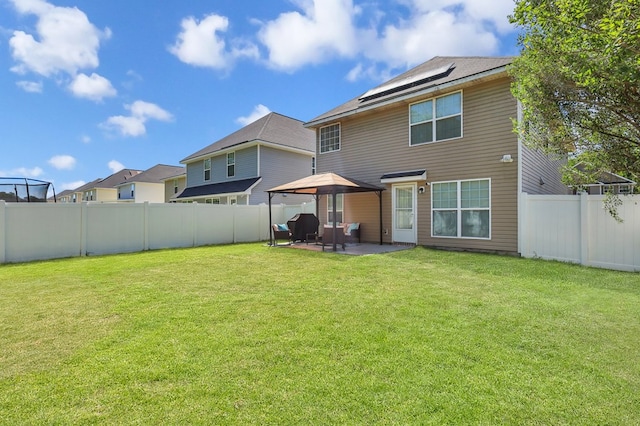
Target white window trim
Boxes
[227,152,235,178]
[319,123,341,154]
[409,90,463,146]
[204,158,211,181]
[431,178,491,240]
[326,193,344,225]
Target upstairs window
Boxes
[410,91,462,145]
[173,179,179,194]
[204,158,211,181]
[320,123,340,153]
[130,183,135,198]
[227,152,235,178]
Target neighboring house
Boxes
[177,112,315,205]
[305,56,568,254]
[54,189,74,203]
[77,169,142,202]
[114,164,185,203]
[162,171,187,203]
[69,178,102,203]
[569,164,636,195]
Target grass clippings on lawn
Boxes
[0,244,639,425]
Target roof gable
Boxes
[306,56,514,127]
[181,112,315,163]
[116,164,185,185]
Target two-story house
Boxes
[177,112,315,205]
[72,170,142,203]
[305,56,567,254]
[162,171,187,203]
[114,164,185,203]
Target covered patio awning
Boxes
[266,172,385,250]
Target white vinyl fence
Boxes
[520,193,640,272]
[0,200,316,264]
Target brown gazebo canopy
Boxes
[266,172,385,250]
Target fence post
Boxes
[80,202,88,256]
[143,202,150,251]
[0,201,5,263]
[518,193,527,257]
[192,202,198,247]
[580,192,590,267]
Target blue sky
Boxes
[0,0,520,195]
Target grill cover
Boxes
[287,213,320,242]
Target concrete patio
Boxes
[272,241,414,256]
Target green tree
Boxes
[509,0,640,187]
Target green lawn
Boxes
[1,244,639,424]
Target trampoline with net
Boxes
[0,177,56,202]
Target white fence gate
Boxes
[520,193,640,272]
[0,200,316,264]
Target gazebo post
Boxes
[332,189,337,252]
[268,192,274,246]
[377,190,383,245]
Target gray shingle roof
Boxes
[306,56,514,127]
[181,112,315,163]
[73,178,103,193]
[116,164,185,185]
[95,169,143,188]
[175,177,262,199]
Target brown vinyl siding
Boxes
[316,76,520,253]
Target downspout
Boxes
[378,190,383,245]
[268,192,274,246]
[517,99,524,255]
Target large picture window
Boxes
[320,123,340,153]
[327,193,343,224]
[410,92,462,145]
[432,179,490,239]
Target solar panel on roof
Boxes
[359,62,455,102]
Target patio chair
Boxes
[272,223,292,245]
[343,222,361,244]
[322,225,345,251]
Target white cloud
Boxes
[81,135,91,144]
[169,14,258,70]
[409,0,515,33]
[16,80,43,93]
[0,166,44,178]
[61,180,85,191]
[8,0,111,77]
[128,100,173,122]
[68,72,117,102]
[236,104,271,126]
[101,100,174,137]
[48,154,76,170]
[103,115,146,137]
[363,8,499,70]
[253,0,515,78]
[257,0,359,72]
[108,160,124,173]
